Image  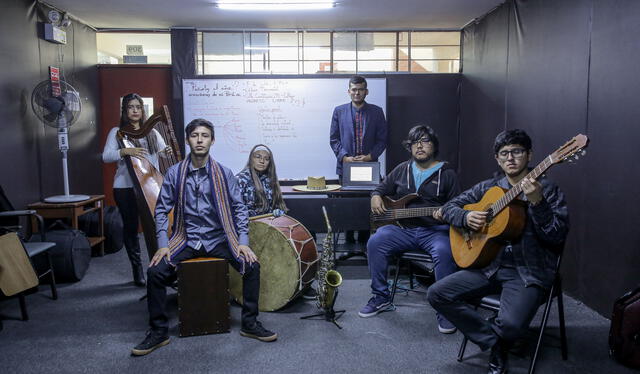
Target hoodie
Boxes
[372,160,461,228]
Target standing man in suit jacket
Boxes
[330,75,388,244]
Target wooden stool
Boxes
[177,257,230,337]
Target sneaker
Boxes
[358,296,394,318]
[240,321,277,342]
[438,324,457,334]
[302,287,317,300]
[131,330,170,356]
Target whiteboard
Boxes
[182,78,387,180]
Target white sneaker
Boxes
[438,325,457,334]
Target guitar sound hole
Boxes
[485,208,494,224]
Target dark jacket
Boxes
[372,160,460,228]
[329,102,387,175]
[442,173,569,289]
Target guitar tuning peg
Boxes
[567,158,574,163]
[581,150,587,156]
[574,155,579,160]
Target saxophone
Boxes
[316,206,342,312]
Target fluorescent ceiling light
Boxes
[216,0,335,11]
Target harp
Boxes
[116,105,182,259]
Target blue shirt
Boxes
[411,161,444,190]
[155,159,250,252]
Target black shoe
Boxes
[131,330,170,356]
[345,231,356,244]
[488,341,509,374]
[240,321,277,342]
[133,264,146,287]
[302,287,317,300]
[357,230,370,244]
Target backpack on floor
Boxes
[31,221,91,282]
[78,205,123,254]
[609,286,640,369]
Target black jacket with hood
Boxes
[372,160,461,228]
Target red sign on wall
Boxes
[49,66,61,97]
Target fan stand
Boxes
[44,126,90,203]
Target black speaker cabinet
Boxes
[177,257,230,337]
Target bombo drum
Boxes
[229,215,318,311]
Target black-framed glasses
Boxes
[410,137,432,147]
[497,148,527,159]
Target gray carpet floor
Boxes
[0,240,635,374]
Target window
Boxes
[97,32,171,64]
[197,30,459,75]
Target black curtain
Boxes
[170,28,197,154]
[459,0,640,315]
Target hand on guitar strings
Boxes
[520,177,543,205]
[120,147,149,159]
[150,247,171,267]
[466,211,489,231]
[432,208,444,222]
[238,245,259,264]
[370,195,387,216]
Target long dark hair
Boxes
[119,93,159,154]
[245,144,287,213]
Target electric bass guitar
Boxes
[450,134,589,269]
[370,194,441,230]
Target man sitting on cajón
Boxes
[131,118,277,356]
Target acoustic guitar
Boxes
[370,194,441,230]
[450,134,589,269]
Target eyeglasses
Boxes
[253,153,270,162]
[410,138,432,147]
[127,105,142,111]
[497,148,527,159]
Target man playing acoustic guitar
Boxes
[359,125,461,335]
[428,129,569,374]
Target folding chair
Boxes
[457,256,568,374]
[389,249,434,304]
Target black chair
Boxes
[456,256,567,374]
[0,186,57,324]
[0,210,58,319]
[389,249,434,304]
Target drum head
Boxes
[229,216,316,311]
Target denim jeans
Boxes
[366,224,457,327]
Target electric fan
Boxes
[31,79,89,203]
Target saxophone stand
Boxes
[300,290,345,329]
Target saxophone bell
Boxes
[323,269,342,310]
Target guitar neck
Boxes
[373,206,440,221]
[491,155,554,214]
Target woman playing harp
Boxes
[101,93,172,286]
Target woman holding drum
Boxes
[232,145,318,310]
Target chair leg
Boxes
[19,293,28,321]
[457,335,468,362]
[557,280,568,360]
[408,261,414,290]
[528,284,556,374]
[389,257,402,304]
[47,252,58,300]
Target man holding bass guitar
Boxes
[359,125,461,335]
[428,129,569,374]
